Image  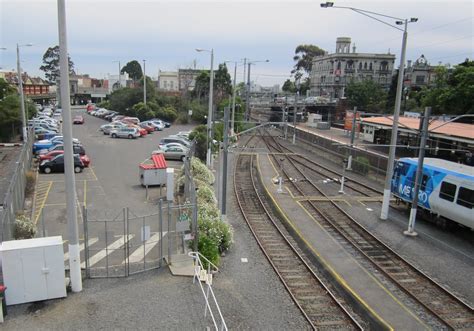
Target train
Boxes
[391,157,474,230]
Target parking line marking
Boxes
[64,237,99,262]
[124,232,167,264]
[83,235,134,268]
[83,179,87,208]
[34,181,53,225]
[89,167,99,181]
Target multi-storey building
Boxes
[157,71,179,92]
[310,37,396,99]
[404,54,438,89]
[2,71,50,97]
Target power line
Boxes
[413,34,473,49]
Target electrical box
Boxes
[0,236,67,305]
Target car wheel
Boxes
[128,134,133,139]
[103,131,107,135]
[74,166,82,173]
[181,155,186,162]
[111,133,117,138]
[44,167,52,174]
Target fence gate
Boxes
[83,202,196,278]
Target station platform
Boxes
[255,152,429,330]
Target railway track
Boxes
[262,132,380,197]
[258,133,474,330]
[234,153,363,330]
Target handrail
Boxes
[188,251,227,331]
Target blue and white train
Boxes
[391,158,474,230]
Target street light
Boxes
[142,59,146,105]
[321,2,418,220]
[224,60,245,136]
[16,43,33,142]
[196,48,214,168]
[112,60,121,89]
[245,59,269,121]
[293,77,301,144]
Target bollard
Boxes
[166,168,174,201]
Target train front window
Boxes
[439,181,456,202]
[456,187,474,209]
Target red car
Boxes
[139,123,154,133]
[73,115,84,124]
[38,150,91,167]
[138,127,147,137]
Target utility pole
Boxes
[246,62,251,121]
[347,107,357,170]
[143,59,147,105]
[16,44,28,142]
[221,106,230,218]
[231,62,237,136]
[58,0,82,292]
[404,107,431,237]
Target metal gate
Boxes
[83,201,197,278]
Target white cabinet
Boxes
[0,236,67,305]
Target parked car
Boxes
[150,118,171,128]
[109,127,140,139]
[34,128,57,140]
[176,131,191,139]
[139,123,155,133]
[38,143,86,156]
[162,145,189,161]
[53,113,62,122]
[100,123,123,135]
[122,117,140,125]
[142,120,164,131]
[73,115,84,124]
[160,142,189,150]
[33,136,81,153]
[39,154,84,174]
[159,136,191,148]
[104,111,118,121]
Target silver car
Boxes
[162,145,189,161]
[100,123,123,135]
[110,127,140,139]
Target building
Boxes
[404,55,438,89]
[2,71,51,98]
[107,72,129,93]
[310,37,396,99]
[178,69,202,92]
[157,71,179,92]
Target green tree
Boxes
[109,87,143,113]
[39,45,75,83]
[282,79,295,93]
[346,80,387,112]
[0,78,16,99]
[121,60,143,81]
[292,44,325,79]
[189,125,208,160]
[192,64,232,105]
[0,94,21,141]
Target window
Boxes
[457,187,474,209]
[439,181,456,202]
[415,75,425,84]
[420,174,429,191]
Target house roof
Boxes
[362,116,474,141]
[139,153,167,170]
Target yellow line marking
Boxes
[34,181,53,225]
[259,153,401,330]
[89,167,98,181]
[43,203,66,207]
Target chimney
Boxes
[407,60,412,68]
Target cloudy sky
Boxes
[1,0,472,86]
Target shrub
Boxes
[190,157,215,185]
[14,214,37,239]
[176,112,189,124]
[97,100,111,109]
[155,106,178,122]
[197,234,220,269]
[25,170,36,195]
[196,185,217,205]
[353,156,370,175]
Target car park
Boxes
[33,128,57,140]
[110,127,140,139]
[73,115,84,124]
[33,136,81,153]
[39,154,84,174]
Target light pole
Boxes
[142,59,146,105]
[245,59,269,121]
[196,48,214,168]
[16,43,33,142]
[225,60,244,136]
[112,60,121,89]
[321,2,418,220]
[293,78,301,144]
[58,0,82,292]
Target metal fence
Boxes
[287,125,388,184]
[82,202,196,278]
[0,132,35,242]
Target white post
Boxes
[166,168,174,201]
[143,59,147,105]
[58,0,82,292]
[16,44,27,142]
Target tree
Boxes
[121,60,143,81]
[39,45,75,83]
[282,79,295,93]
[292,44,325,79]
[109,87,143,113]
[346,80,387,112]
[192,64,232,105]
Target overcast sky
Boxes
[1,0,473,86]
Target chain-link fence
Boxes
[0,132,35,242]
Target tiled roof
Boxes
[362,116,474,140]
[139,153,167,170]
